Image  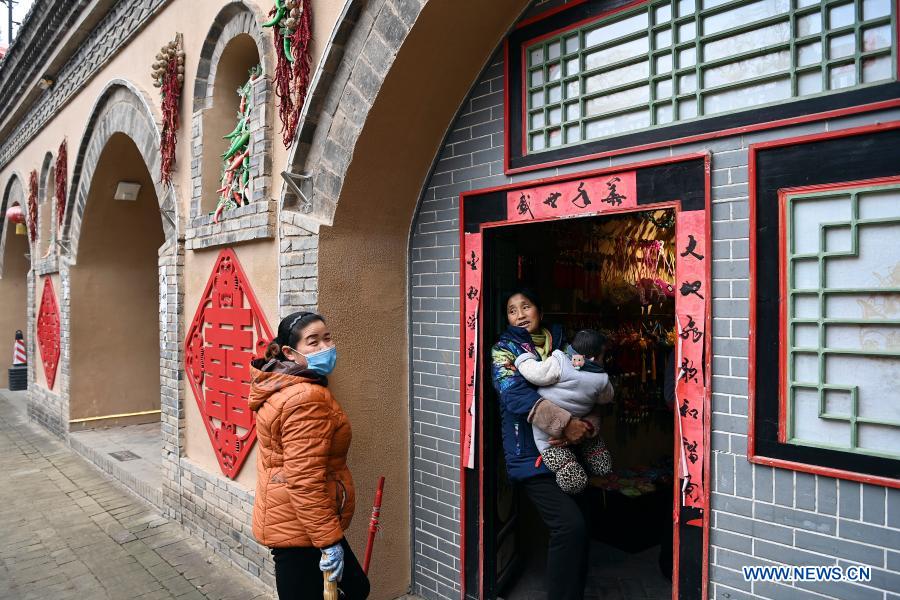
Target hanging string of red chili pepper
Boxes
[152,33,185,185]
[264,0,312,148]
[27,170,38,245]
[55,139,67,231]
[214,66,261,223]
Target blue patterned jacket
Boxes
[490,324,564,481]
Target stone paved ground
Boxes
[0,393,274,600]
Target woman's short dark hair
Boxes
[572,329,606,358]
[265,311,325,361]
[504,287,543,314]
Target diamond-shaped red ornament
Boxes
[185,249,273,479]
[37,276,61,390]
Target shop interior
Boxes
[483,209,678,600]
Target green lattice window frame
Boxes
[782,180,900,460]
[524,0,898,153]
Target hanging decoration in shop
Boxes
[462,232,482,470]
[263,0,312,147]
[151,33,185,185]
[55,139,67,230]
[37,277,61,390]
[27,169,38,244]
[505,172,636,223]
[185,248,274,479]
[214,65,261,223]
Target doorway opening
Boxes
[0,195,30,390]
[482,209,678,600]
[68,132,166,504]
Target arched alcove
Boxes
[0,176,29,388]
[190,2,273,224]
[38,153,55,258]
[69,132,165,424]
[200,34,261,215]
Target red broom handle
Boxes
[363,476,385,576]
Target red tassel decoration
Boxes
[27,170,38,245]
[55,140,67,230]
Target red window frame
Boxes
[748,121,900,489]
[458,151,713,600]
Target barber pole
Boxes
[8,330,28,391]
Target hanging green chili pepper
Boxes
[283,32,294,63]
[222,131,250,159]
[262,0,285,27]
[223,117,247,140]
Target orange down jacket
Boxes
[249,365,355,548]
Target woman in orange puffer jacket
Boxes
[249,311,369,599]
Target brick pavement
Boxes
[0,392,274,600]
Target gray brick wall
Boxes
[408,24,900,600]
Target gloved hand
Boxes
[319,542,344,582]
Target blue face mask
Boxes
[303,345,337,376]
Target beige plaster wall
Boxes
[32,271,61,391]
[183,240,280,489]
[0,0,345,230]
[0,229,29,388]
[317,1,529,595]
[68,133,164,422]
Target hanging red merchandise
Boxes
[151,33,185,185]
[55,140,67,230]
[184,249,274,479]
[37,277,61,390]
[27,170,38,245]
[264,0,312,148]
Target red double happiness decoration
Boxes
[37,277,61,390]
[27,169,38,244]
[185,249,273,479]
[56,140,68,230]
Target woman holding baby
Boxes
[490,288,613,600]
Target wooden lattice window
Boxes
[523,0,897,153]
[780,180,900,459]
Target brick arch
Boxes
[282,0,529,229]
[0,172,25,276]
[38,151,55,259]
[193,1,274,107]
[279,2,531,597]
[190,1,273,221]
[64,80,177,261]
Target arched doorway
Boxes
[0,176,30,390]
[68,132,165,426]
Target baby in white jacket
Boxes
[515,329,614,493]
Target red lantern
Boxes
[4,204,26,235]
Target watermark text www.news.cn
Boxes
[742,565,872,583]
